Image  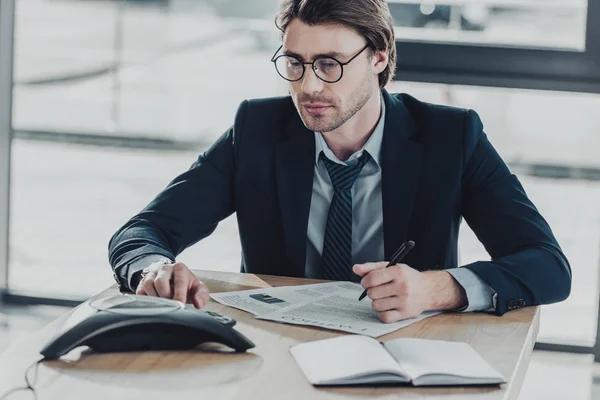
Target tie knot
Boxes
[320,152,371,190]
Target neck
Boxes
[322,89,382,161]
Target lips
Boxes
[302,103,332,116]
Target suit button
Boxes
[507,298,526,310]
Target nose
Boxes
[300,65,324,95]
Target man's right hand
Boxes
[135,262,210,309]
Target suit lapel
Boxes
[381,91,424,262]
[275,114,315,278]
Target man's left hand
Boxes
[353,262,467,323]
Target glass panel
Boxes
[391,0,588,51]
[8,140,243,298]
[12,0,282,137]
[385,80,600,345]
[9,0,279,298]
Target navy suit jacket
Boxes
[109,90,571,315]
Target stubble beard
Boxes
[295,72,375,133]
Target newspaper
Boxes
[210,282,439,337]
[209,281,359,315]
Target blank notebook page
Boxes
[290,335,404,384]
[383,338,504,381]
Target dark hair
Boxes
[275,0,397,88]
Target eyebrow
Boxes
[282,50,346,60]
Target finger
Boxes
[367,282,401,300]
[360,267,396,290]
[172,266,191,304]
[376,310,406,324]
[154,267,174,299]
[135,274,147,295]
[371,296,401,312]
[140,271,159,297]
[190,282,210,309]
[352,262,388,277]
[135,284,147,296]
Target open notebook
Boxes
[290,335,506,386]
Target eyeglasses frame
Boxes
[270,43,371,84]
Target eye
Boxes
[316,59,339,74]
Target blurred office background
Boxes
[1,0,600,398]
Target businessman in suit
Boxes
[108,0,571,322]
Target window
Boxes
[389,1,600,346]
[391,0,587,50]
[386,80,600,345]
[2,0,599,352]
[394,0,600,93]
[8,0,277,298]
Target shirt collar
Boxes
[314,93,386,167]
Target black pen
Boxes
[358,240,415,301]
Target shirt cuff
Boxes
[446,268,497,312]
[125,254,173,292]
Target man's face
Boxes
[282,19,379,133]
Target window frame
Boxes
[394,0,600,93]
[0,0,15,294]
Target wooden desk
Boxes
[0,270,539,400]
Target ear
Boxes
[371,50,389,75]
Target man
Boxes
[109,0,571,322]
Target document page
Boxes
[290,335,406,385]
[257,291,440,337]
[383,338,506,384]
[209,281,359,315]
[211,281,439,337]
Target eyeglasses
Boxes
[270,44,370,84]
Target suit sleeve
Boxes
[460,109,571,315]
[108,101,248,291]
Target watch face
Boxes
[89,294,184,316]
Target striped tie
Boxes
[320,151,371,281]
